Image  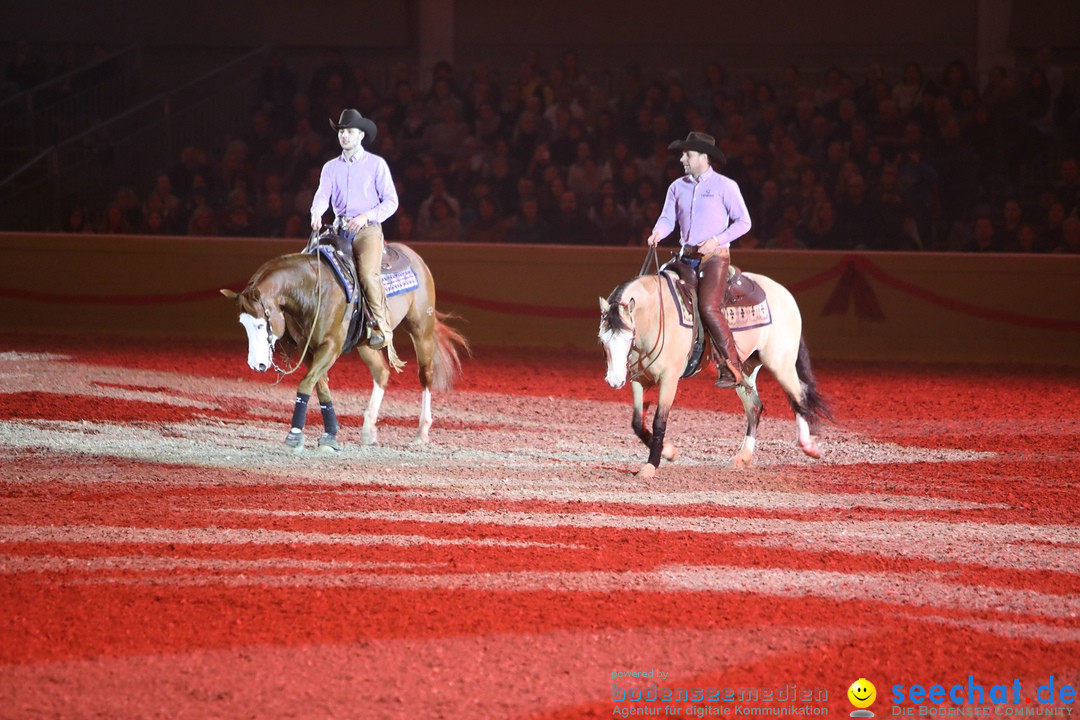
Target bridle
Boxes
[603,246,669,383]
[259,231,325,380]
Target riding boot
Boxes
[353,223,393,351]
[712,326,747,390]
[696,250,749,390]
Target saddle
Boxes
[660,259,772,379]
[303,230,420,354]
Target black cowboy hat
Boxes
[668,131,726,165]
[329,108,377,142]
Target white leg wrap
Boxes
[796,415,812,446]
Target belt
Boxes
[334,216,380,230]
[682,245,729,260]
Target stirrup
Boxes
[715,370,739,389]
[368,330,390,350]
[715,357,747,390]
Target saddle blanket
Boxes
[310,245,419,299]
[724,299,772,330]
[663,267,772,331]
[313,245,357,303]
[383,268,418,297]
[661,270,696,329]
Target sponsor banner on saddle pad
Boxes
[382,268,419,297]
[725,300,772,331]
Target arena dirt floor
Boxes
[0,332,1077,719]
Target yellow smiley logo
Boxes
[848,678,877,709]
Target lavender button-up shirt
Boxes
[652,167,751,250]
[310,149,399,223]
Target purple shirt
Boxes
[310,149,399,223]
[652,167,751,249]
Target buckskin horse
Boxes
[221,232,468,450]
[599,256,831,474]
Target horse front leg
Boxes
[314,376,341,451]
[285,346,339,451]
[637,379,678,478]
[731,366,764,469]
[630,382,677,473]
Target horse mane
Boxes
[603,279,639,333]
[244,254,321,319]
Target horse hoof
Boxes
[410,435,430,446]
[662,443,679,462]
[799,441,822,459]
[635,463,657,478]
[285,431,304,449]
[730,453,752,469]
[317,434,340,451]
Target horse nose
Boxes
[255,362,267,372]
[607,377,624,390]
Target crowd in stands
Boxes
[58,46,1080,253]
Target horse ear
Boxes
[626,297,635,313]
[599,297,609,312]
[220,289,238,300]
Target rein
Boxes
[269,230,325,380]
[627,245,667,382]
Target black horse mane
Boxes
[604,279,637,333]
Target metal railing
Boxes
[0,46,269,232]
[0,45,143,172]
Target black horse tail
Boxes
[430,311,470,392]
[789,336,834,432]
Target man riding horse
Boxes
[647,131,752,390]
[310,108,398,352]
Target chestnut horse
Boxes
[222,241,467,450]
[599,263,831,474]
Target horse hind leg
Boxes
[411,328,436,445]
[771,342,827,459]
[731,364,764,469]
[357,345,390,445]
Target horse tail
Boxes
[789,336,834,431]
[430,311,470,392]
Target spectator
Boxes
[1011,223,1044,254]
[892,62,925,115]
[766,220,807,250]
[420,197,462,242]
[417,176,461,236]
[589,193,633,246]
[254,192,288,238]
[835,173,891,250]
[996,199,1025,251]
[962,216,1003,252]
[1040,202,1067,250]
[507,198,548,244]
[549,191,594,244]
[1051,217,1080,254]
[423,104,471,165]
[464,197,507,243]
[187,205,219,236]
[62,207,92,234]
[803,199,842,249]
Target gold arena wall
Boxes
[1,233,1077,366]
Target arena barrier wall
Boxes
[1,232,1078,365]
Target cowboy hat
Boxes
[667,131,726,165]
[329,108,377,142]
